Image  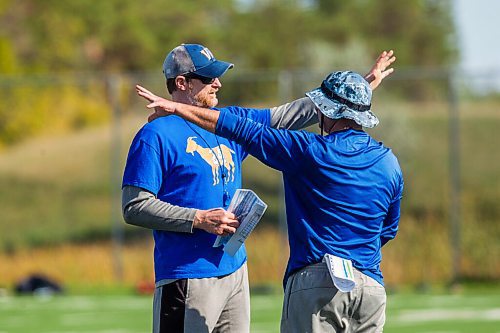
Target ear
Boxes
[175,76,189,91]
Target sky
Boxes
[453,0,500,73]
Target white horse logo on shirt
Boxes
[186,137,235,185]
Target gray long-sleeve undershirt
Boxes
[122,97,317,232]
[122,185,196,232]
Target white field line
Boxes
[49,331,143,333]
[393,308,500,323]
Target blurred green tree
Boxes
[0,0,457,144]
[1,0,455,73]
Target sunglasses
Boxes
[183,73,217,85]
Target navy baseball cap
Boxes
[163,44,234,79]
[306,71,379,128]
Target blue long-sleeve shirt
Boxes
[216,109,403,286]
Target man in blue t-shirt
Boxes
[124,43,396,333]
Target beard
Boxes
[188,85,218,108]
[193,92,218,108]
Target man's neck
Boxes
[325,118,362,134]
[171,93,193,106]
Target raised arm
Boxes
[137,46,396,129]
[137,85,220,132]
[270,97,318,130]
[364,50,396,90]
[140,50,395,128]
[269,50,395,129]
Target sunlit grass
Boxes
[0,290,499,333]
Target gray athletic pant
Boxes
[153,263,250,333]
[281,262,386,333]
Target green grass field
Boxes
[1,290,499,333]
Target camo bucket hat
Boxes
[305,71,378,128]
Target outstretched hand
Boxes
[364,50,396,90]
[135,85,176,122]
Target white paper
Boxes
[213,189,268,256]
[323,253,356,292]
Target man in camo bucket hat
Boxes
[306,70,379,129]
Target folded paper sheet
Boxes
[213,189,267,256]
[323,253,356,292]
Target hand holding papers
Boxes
[213,189,268,256]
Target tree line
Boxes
[0,0,456,146]
[1,0,456,74]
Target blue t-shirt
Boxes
[216,110,404,286]
[122,106,270,281]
